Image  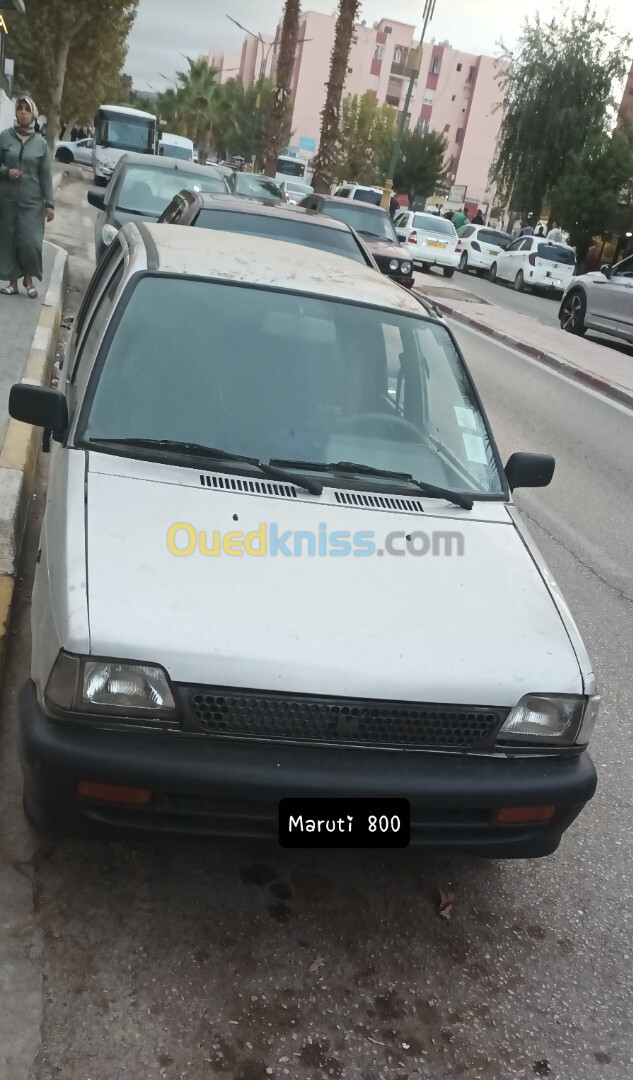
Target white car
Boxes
[394,210,461,277]
[332,183,385,205]
[559,253,633,344]
[456,224,512,276]
[490,236,576,294]
[9,224,598,857]
[55,137,94,166]
[280,179,314,204]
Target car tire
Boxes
[55,148,73,164]
[489,262,497,283]
[443,268,455,278]
[459,252,469,273]
[514,270,528,292]
[420,263,431,273]
[559,290,587,336]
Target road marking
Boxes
[452,322,633,418]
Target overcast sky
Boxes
[126,0,633,91]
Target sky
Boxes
[126,0,633,91]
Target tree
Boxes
[392,129,448,208]
[7,0,138,148]
[551,125,633,265]
[170,58,219,162]
[311,0,361,193]
[491,1,631,219]
[261,0,301,176]
[332,94,397,185]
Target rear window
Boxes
[477,229,511,249]
[233,174,284,201]
[193,210,366,264]
[537,243,575,265]
[413,214,456,237]
[352,188,383,205]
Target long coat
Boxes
[0,128,54,281]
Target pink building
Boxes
[207,51,243,85]
[618,62,633,126]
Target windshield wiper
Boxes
[270,459,473,510]
[89,439,323,495]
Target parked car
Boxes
[216,166,285,202]
[490,237,576,295]
[158,190,378,268]
[456,224,512,276]
[332,183,385,206]
[9,223,598,856]
[87,152,229,261]
[299,193,413,288]
[559,254,633,342]
[55,137,94,166]
[394,211,461,277]
[279,179,314,204]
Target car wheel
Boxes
[514,270,528,292]
[489,262,497,283]
[459,252,469,273]
[55,148,73,164]
[443,267,455,278]
[559,290,587,336]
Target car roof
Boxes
[135,223,425,315]
[99,104,155,119]
[116,153,223,177]
[311,194,389,214]
[179,194,357,232]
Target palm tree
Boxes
[174,58,219,162]
[261,0,301,176]
[311,0,360,192]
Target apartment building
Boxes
[227,11,504,208]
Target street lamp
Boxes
[381,0,437,211]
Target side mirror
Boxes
[600,264,612,278]
[9,385,69,435]
[87,188,106,210]
[505,452,555,492]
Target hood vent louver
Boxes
[334,490,423,513]
[200,473,298,498]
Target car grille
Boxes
[185,688,506,751]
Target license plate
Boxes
[279,798,410,848]
[427,241,446,249]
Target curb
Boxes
[0,242,69,672]
[432,299,633,410]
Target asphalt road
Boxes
[1,173,632,1080]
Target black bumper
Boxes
[19,682,597,857]
[386,270,415,289]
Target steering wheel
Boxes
[333,412,424,443]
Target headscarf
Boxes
[14,96,38,137]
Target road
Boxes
[1,172,632,1080]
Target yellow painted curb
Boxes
[0,573,16,670]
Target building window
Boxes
[369,74,380,91]
[384,25,392,34]
[467,65,476,82]
[451,94,456,101]
[386,75,403,104]
[394,44,404,64]
[456,62,462,72]
[374,44,384,59]
[456,127,463,143]
[418,118,429,134]
[431,55,441,75]
[347,67,353,74]
[443,124,450,133]
[423,89,435,105]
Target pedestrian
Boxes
[472,208,484,225]
[518,219,534,237]
[0,96,55,299]
[535,222,547,237]
[389,189,399,219]
[70,125,79,142]
[546,220,563,243]
[452,206,467,229]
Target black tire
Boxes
[443,267,455,278]
[514,270,528,292]
[420,263,431,273]
[459,252,469,273]
[55,148,73,164]
[489,262,497,283]
[559,290,587,336]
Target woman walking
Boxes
[0,96,54,299]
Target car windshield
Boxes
[80,276,503,496]
[233,174,284,201]
[413,215,456,237]
[477,229,511,249]
[193,210,366,264]
[321,204,398,242]
[537,243,575,265]
[352,189,383,205]
[116,166,228,215]
[160,145,192,161]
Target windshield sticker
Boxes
[462,433,488,464]
[454,407,477,430]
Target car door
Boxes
[76,139,94,166]
[514,237,535,281]
[496,237,523,281]
[394,212,412,242]
[596,256,633,338]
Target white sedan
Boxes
[490,235,576,294]
[394,211,461,277]
[456,224,512,276]
[54,137,94,166]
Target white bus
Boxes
[93,105,157,186]
[275,154,310,185]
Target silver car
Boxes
[559,254,633,343]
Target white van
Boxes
[158,133,195,163]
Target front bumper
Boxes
[19,682,597,856]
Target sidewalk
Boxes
[0,169,69,670]
[414,279,633,409]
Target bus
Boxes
[93,105,157,186]
[275,154,310,184]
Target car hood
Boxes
[84,454,583,705]
[362,238,406,259]
[112,208,160,229]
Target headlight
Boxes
[400,261,412,274]
[497,693,599,747]
[44,652,178,720]
[389,259,399,271]
[102,224,119,247]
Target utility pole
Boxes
[381,0,437,211]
